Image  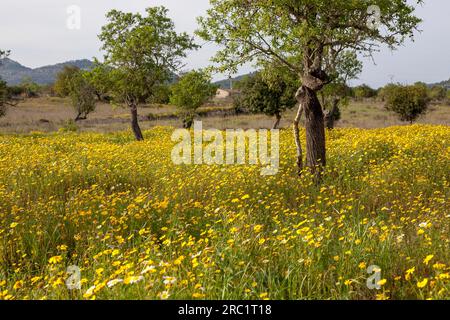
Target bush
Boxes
[170,70,218,128]
[428,85,447,101]
[384,83,429,124]
[353,84,377,100]
[233,72,297,128]
[69,72,97,121]
[19,78,40,98]
[148,84,171,105]
[54,66,80,97]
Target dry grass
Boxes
[0,96,448,133]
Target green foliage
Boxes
[19,77,40,98]
[197,0,422,76]
[0,80,8,117]
[197,0,421,170]
[170,70,218,128]
[428,85,446,101]
[83,60,112,102]
[148,84,172,105]
[68,72,97,121]
[0,79,21,118]
[54,66,81,97]
[320,51,362,127]
[233,71,297,121]
[384,83,429,123]
[99,7,198,106]
[353,84,377,100]
[378,83,398,102]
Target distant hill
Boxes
[0,58,93,85]
[214,72,257,89]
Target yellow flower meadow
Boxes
[0,125,448,300]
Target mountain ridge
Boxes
[0,58,93,85]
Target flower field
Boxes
[0,125,449,300]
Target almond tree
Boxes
[170,70,218,128]
[99,7,197,140]
[197,0,422,177]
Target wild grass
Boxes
[0,124,448,300]
[0,97,449,133]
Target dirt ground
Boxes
[0,96,448,134]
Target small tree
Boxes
[234,71,297,129]
[68,72,97,121]
[428,85,446,101]
[170,70,217,128]
[19,77,40,98]
[378,83,398,102]
[353,84,377,100]
[54,66,80,97]
[384,83,429,124]
[98,7,197,140]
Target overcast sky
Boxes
[1,0,449,87]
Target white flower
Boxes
[125,276,144,284]
[84,285,96,297]
[159,290,170,300]
[141,265,156,275]
[107,279,123,288]
[419,222,428,228]
[163,276,177,285]
[396,234,405,242]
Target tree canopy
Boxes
[68,72,97,121]
[98,6,198,140]
[54,65,81,97]
[384,83,429,124]
[170,70,218,128]
[234,71,297,129]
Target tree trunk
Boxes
[273,113,282,129]
[74,112,86,122]
[325,98,339,130]
[293,102,304,175]
[130,103,144,141]
[302,87,326,177]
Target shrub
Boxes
[384,83,430,124]
[170,70,217,128]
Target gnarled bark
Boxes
[130,103,144,141]
[325,98,340,130]
[293,101,304,175]
[273,113,282,129]
[302,87,326,176]
[295,70,327,178]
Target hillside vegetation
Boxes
[0,58,93,85]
